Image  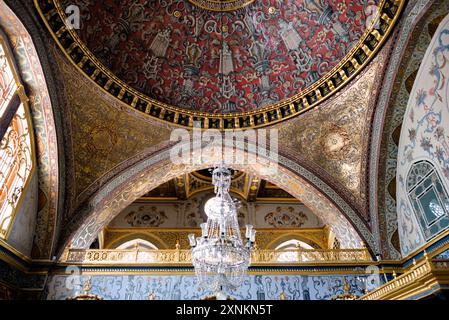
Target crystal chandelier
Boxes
[188,165,256,294]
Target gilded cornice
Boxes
[186,0,255,12]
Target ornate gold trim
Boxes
[254,197,300,203]
[186,0,256,12]
[50,267,381,276]
[34,0,405,129]
[0,32,37,242]
[63,247,372,265]
[382,229,449,265]
[66,278,103,300]
[359,257,449,300]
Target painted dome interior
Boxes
[5,0,449,303]
[63,0,379,113]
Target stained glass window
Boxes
[0,36,33,238]
[0,39,17,118]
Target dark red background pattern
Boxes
[64,0,377,113]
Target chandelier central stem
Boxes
[188,164,256,295]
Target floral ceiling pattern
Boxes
[279,51,386,219]
[63,0,377,113]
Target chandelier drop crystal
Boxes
[188,164,256,293]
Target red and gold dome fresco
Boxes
[61,0,381,114]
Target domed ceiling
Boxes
[37,0,403,128]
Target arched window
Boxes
[407,161,449,240]
[116,239,158,250]
[275,239,314,251]
[275,239,313,262]
[0,31,34,238]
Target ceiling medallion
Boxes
[186,0,255,12]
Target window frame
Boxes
[407,160,449,241]
[0,28,36,239]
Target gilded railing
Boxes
[64,248,372,265]
[359,258,449,300]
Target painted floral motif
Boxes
[46,274,373,300]
[264,206,308,227]
[397,14,449,256]
[62,0,375,113]
[125,206,168,227]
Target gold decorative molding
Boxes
[63,247,372,266]
[34,0,405,129]
[184,170,249,199]
[186,0,256,12]
[359,257,449,300]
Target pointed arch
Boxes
[57,142,375,259]
[396,12,449,256]
[0,1,64,259]
[0,29,35,240]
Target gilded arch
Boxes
[368,0,448,259]
[0,1,64,259]
[59,142,376,259]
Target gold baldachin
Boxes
[35,0,405,130]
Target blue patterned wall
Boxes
[435,248,449,259]
[45,273,379,300]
